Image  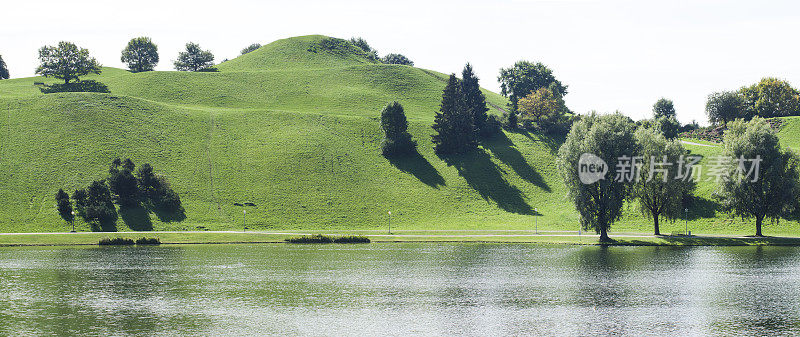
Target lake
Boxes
[1,243,799,336]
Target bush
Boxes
[240,43,261,55]
[39,80,110,94]
[99,237,134,246]
[332,235,370,243]
[285,234,370,244]
[382,53,414,66]
[135,237,161,245]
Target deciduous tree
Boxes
[706,91,744,125]
[380,102,416,156]
[36,42,101,84]
[498,60,567,112]
[240,43,261,55]
[173,42,215,72]
[121,37,159,72]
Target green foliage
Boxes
[72,189,88,217]
[461,63,493,137]
[0,55,8,80]
[740,78,800,118]
[121,37,159,73]
[136,163,185,215]
[706,91,745,125]
[557,113,636,241]
[83,180,118,229]
[98,237,134,245]
[39,80,109,94]
[382,53,413,66]
[653,115,681,139]
[380,102,416,156]
[135,237,161,245]
[108,158,140,206]
[349,37,380,61]
[631,127,695,235]
[35,41,101,84]
[716,117,800,236]
[174,42,215,72]
[56,189,73,222]
[432,75,477,155]
[652,98,676,119]
[517,87,572,135]
[240,43,261,55]
[285,234,369,243]
[498,60,567,112]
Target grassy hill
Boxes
[1,34,799,236]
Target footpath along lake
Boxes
[1,243,799,335]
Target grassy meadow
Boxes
[1,34,800,237]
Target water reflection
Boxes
[1,244,799,335]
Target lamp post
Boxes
[70,211,76,233]
[534,208,538,234]
[684,208,689,236]
[388,211,392,235]
[233,202,257,231]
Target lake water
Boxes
[1,244,799,336]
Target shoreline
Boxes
[1,231,800,247]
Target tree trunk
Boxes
[755,215,764,237]
[653,212,661,236]
[599,226,611,242]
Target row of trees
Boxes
[706,78,800,124]
[56,159,184,230]
[349,37,414,66]
[558,114,799,240]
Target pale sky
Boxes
[2,0,798,124]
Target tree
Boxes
[56,189,74,223]
[740,78,800,118]
[35,42,101,84]
[136,163,184,213]
[380,102,416,156]
[240,43,261,55]
[630,127,695,235]
[461,63,491,137]
[173,42,215,72]
[349,37,379,61]
[517,87,571,134]
[121,37,159,73]
[498,61,567,112]
[706,91,744,125]
[653,115,681,139]
[557,113,636,241]
[0,55,9,80]
[432,74,477,155]
[72,189,88,217]
[83,180,118,227]
[382,53,414,66]
[107,158,140,206]
[715,118,800,236]
[652,98,676,119]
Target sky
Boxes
[2,0,799,124]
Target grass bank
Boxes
[2,231,800,247]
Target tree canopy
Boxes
[706,91,744,125]
[380,102,416,156]
[241,43,262,55]
[715,117,800,236]
[174,42,215,72]
[652,98,676,119]
[35,41,101,84]
[461,64,491,137]
[517,87,571,134]
[382,53,414,66]
[349,37,379,61]
[121,37,159,73]
[0,55,8,80]
[740,77,800,118]
[557,113,636,241]
[432,74,478,155]
[498,60,567,112]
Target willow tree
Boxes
[557,113,636,242]
[631,127,695,235]
[716,118,800,236]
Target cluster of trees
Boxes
[0,54,9,80]
[431,64,498,155]
[56,159,184,230]
[497,61,572,133]
[558,113,799,240]
[706,78,800,125]
[349,37,414,66]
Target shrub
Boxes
[332,235,370,243]
[382,53,413,66]
[135,237,161,245]
[240,43,261,55]
[285,234,334,244]
[99,237,134,246]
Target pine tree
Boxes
[461,63,490,137]
[380,102,416,156]
[432,74,478,155]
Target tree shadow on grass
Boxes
[684,196,719,220]
[482,132,550,192]
[509,128,564,155]
[150,206,187,223]
[91,219,118,232]
[387,149,446,188]
[119,204,153,231]
[443,149,534,215]
[39,80,110,94]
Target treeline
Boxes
[707,78,800,124]
[55,159,184,231]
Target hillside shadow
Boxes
[443,150,533,215]
[684,196,718,220]
[387,150,446,188]
[510,128,564,155]
[91,219,118,232]
[39,80,110,94]
[119,204,153,231]
[482,132,550,192]
[150,206,187,223]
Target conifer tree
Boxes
[432,74,477,155]
[380,102,416,156]
[461,63,491,137]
